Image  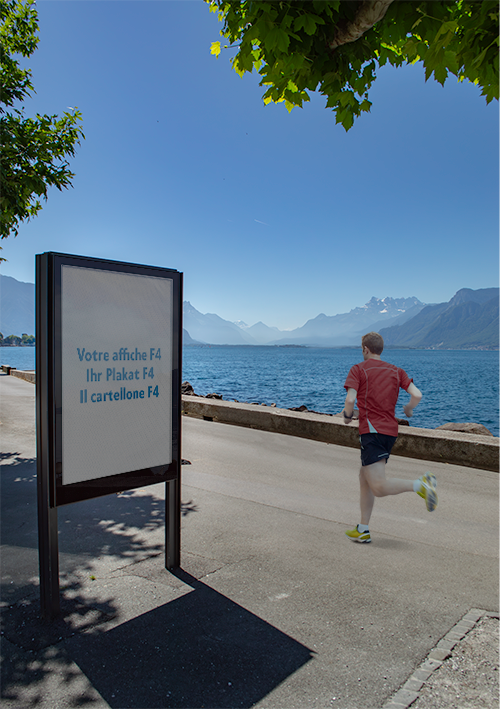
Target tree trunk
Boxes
[329,0,396,50]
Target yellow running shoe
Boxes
[345,526,371,543]
[416,472,438,512]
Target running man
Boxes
[343,332,437,543]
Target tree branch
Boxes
[329,0,396,51]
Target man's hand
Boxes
[405,383,422,418]
[343,388,357,425]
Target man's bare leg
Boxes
[359,463,412,526]
[359,468,375,526]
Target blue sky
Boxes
[1,0,498,330]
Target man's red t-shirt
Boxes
[344,359,413,436]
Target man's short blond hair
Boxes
[362,332,384,355]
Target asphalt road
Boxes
[1,373,498,709]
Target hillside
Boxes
[380,288,499,349]
[183,302,257,345]
[0,275,35,336]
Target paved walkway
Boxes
[1,373,498,708]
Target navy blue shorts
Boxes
[360,433,397,467]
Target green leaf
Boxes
[472,47,488,68]
[276,28,290,53]
[435,20,458,40]
[433,64,448,86]
[263,27,280,52]
[303,14,323,36]
[337,109,354,131]
[444,50,459,75]
[210,41,221,57]
[294,15,307,32]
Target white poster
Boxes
[61,266,173,485]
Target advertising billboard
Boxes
[36,252,182,506]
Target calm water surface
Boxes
[2,346,498,436]
[1,347,35,371]
[183,346,499,436]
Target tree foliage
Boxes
[0,0,84,256]
[208,0,499,130]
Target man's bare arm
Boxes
[343,388,357,424]
[403,382,422,418]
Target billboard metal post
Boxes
[166,479,180,569]
[165,270,182,569]
[36,252,182,620]
[36,252,61,621]
[37,503,60,620]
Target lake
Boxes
[183,346,499,436]
[2,345,498,436]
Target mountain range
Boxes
[1,274,498,349]
[380,288,499,349]
[184,289,498,348]
[0,275,35,336]
[183,297,427,346]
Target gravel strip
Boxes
[383,611,499,709]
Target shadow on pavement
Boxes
[65,569,314,709]
[1,567,313,709]
[1,452,197,605]
[1,454,312,707]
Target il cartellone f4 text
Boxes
[76,346,162,404]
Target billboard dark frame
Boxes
[37,252,183,619]
[36,252,182,507]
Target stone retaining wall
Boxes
[12,369,36,384]
[0,365,36,383]
[182,395,499,473]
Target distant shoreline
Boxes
[183,344,499,351]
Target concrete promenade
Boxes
[1,373,498,708]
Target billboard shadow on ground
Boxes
[66,569,314,708]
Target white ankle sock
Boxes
[358,524,369,532]
[413,479,422,492]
